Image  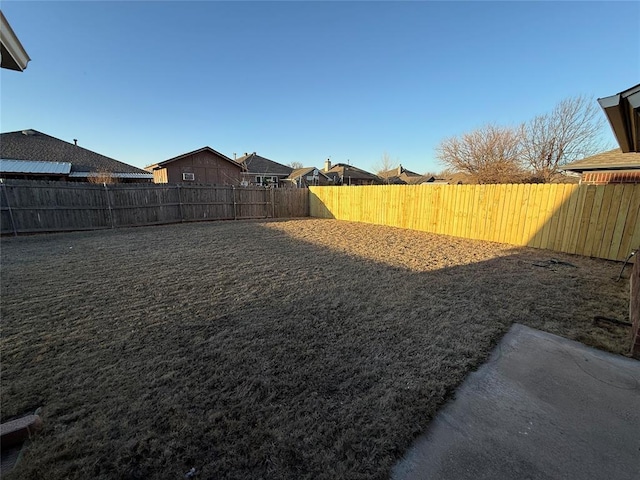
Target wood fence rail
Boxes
[309,184,640,262]
[0,180,309,234]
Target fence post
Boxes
[232,185,237,220]
[271,187,276,218]
[103,182,115,228]
[177,184,184,222]
[1,179,18,236]
[264,187,269,219]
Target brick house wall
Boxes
[581,170,640,185]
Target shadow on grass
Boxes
[0,220,630,480]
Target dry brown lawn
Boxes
[0,219,631,479]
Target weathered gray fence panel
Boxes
[0,180,309,234]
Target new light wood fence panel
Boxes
[309,184,640,261]
[1,180,309,234]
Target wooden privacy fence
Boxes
[0,180,309,234]
[309,183,640,262]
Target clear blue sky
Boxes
[1,1,638,174]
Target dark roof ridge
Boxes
[146,146,240,169]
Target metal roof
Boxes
[68,171,153,179]
[0,159,71,174]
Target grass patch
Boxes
[1,219,630,479]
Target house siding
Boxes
[156,151,242,185]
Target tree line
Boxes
[436,95,609,184]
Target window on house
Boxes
[182,172,195,181]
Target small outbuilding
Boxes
[146,147,243,185]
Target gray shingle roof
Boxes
[378,165,430,184]
[562,149,640,172]
[325,163,383,183]
[287,167,330,180]
[0,129,148,174]
[236,152,293,176]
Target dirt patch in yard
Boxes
[0,219,630,479]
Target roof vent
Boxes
[21,129,36,136]
[73,139,78,146]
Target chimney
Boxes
[233,153,237,160]
[324,158,331,171]
[73,139,78,146]
[398,164,402,175]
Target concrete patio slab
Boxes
[392,324,640,480]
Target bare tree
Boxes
[520,96,608,182]
[87,171,118,184]
[372,152,400,184]
[288,161,304,169]
[372,152,398,174]
[436,124,525,184]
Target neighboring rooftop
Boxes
[236,152,293,176]
[379,165,432,185]
[0,129,149,175]
[562,149,640,172]
[287,167,329,180]
[324,163,382,183]
[145,146,241,170]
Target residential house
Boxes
[0,129,152,182]
[322,159,383,186]
[236,152,292,187]
[146,147,242,185]
[378,165,435,185]
[562,149,640,185]
[286,167,332,187]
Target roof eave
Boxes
[152,147,240,169]
[598,84,640,153]
[0,11,30,71]
[563,165,640,173]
